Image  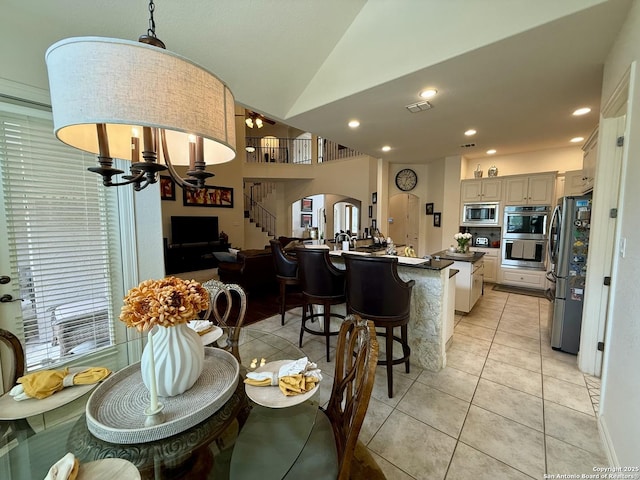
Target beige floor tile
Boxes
[498,323,540,341]
[397,382,470,438]
[446,347,487,376]
[545,435,608,476]
[488,342,541,372]
[541,355,585,386]
[544,401,605,455]
[369,410,456,480]
[481,358,542,397]
[416,366,479,402]
[359,396,394,444]
[472,379,543,431]
[454,322,496,342]
[460,406,545,478]
[543,375,594,416]
[448,333,492,357]
[459,315,500,329]
[369,450,416,480]
[370,367,415,407]
[493,330,541,353]
[446,442,535,480]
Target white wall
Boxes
[597,0,640,466]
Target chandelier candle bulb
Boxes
[189,138,196,170]
[131,135,139,162]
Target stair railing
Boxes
[244,193,276,237]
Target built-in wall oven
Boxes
[502,205,550,269]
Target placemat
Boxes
[85,347,239,444]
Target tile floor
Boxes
[246,286,608,480]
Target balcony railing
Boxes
[245,137,312,164]
[244,136,365,164]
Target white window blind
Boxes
[0,108,122,370]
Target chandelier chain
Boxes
[147,0,157,39]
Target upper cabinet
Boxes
[461,178,502,203]
[504,173,556,206]
[582,128,598,193]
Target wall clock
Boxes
[395,168,417,191]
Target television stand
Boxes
[164,241,230,274]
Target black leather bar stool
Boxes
[295,246,345,362]
[343,254,415,398]
[269,239,301,326]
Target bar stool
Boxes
[269,239,300,326]
[295,246,345,362]
[343,254,414,398]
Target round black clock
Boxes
[395,168,417,191]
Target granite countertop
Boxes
[432,250,485,263]
[329,250,454,271]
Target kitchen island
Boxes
[329,250,454,371]
[433,251,485,313]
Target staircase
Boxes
[244,182,277,237]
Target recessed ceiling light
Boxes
[419,89,437,99]
[570,137,585,143]
[464,129,477,136]
[382,145,391,152]
[573,107,591,116]
[348,120,360,128]
[486,149,497,155]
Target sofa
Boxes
[217,247,277,295]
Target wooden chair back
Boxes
[324,315,379,480]
[0,329,25,394]
[201,280,247,360]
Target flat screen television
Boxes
[171,216,219,245]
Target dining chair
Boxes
[343,253,415,398]
[269,239,300,326]
[201,280,247,361]
[294,246,345,362]
[0,329,35,441]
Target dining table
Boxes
[0,327,324,480]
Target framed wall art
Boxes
[371,192,377,204]
[182,185,234,208]
[368,205,373,218]
[301,214,312,227]
[160,176,176,201]
[425,203,434,215]
[301,197,313,212]
[371,219,377,230]
[433,212,441,227]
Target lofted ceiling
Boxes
[1,0,632,164]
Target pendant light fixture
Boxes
[45,1,236,191]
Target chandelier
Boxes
[44,1,236,191]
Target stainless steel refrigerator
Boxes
[546,195,592,354]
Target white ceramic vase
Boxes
[141,322,205,397]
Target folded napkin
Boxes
[188,319,214,336]
[244,357,322,396]
[9,366,112,401]
[44,452,79,480]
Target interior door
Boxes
[388,194,419,252]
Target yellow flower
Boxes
[119,277,210,332]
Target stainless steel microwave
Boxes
[462,202,499,226]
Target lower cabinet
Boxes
[452,259,484,313]
[470,247,498,282]
[499,266,547,289]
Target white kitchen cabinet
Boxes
[451,258,484,313]
[582,129,598,193]
[445,270,456,348]
[504,173,556,205]
[460,178,502,203]
[563,170,587,196]
[470,247,498,282]
[499,266,547,290]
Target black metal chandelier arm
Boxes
[160,130,212,190]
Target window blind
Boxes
[0,109,122,370]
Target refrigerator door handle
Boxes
[548,204,561,263]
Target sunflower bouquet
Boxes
[119,276,210,332]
